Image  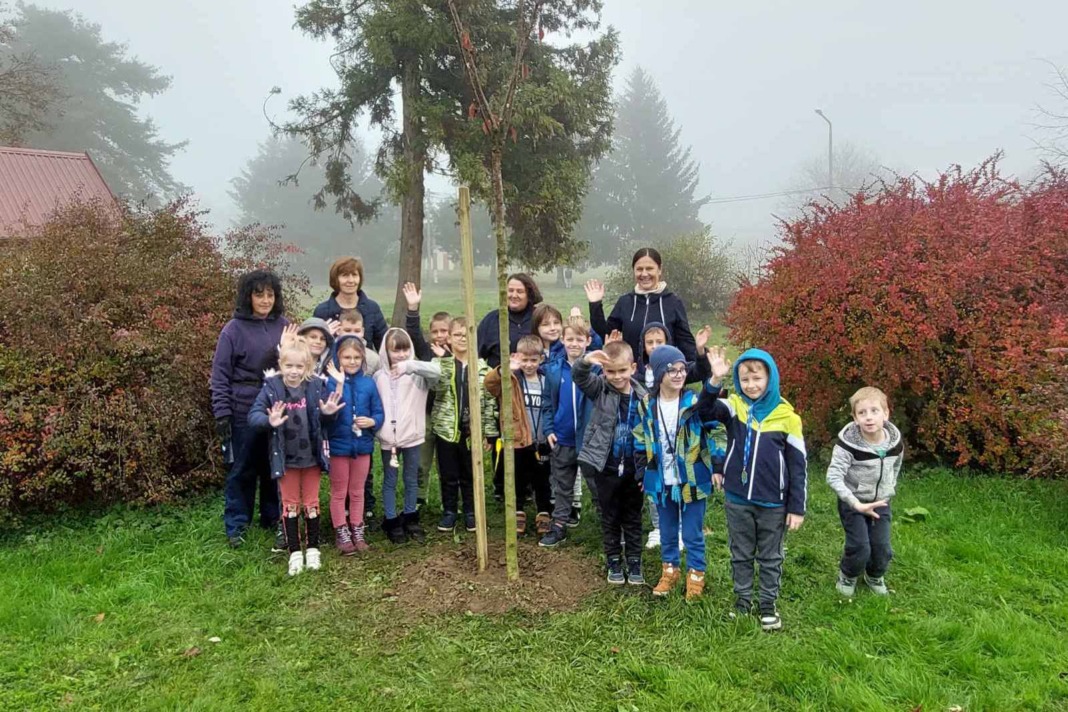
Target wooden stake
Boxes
[458,185,489,571]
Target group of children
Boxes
[246,285,905,631]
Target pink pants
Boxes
[279,466,321,516]
[330,455,371,528]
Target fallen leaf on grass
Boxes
[610,647,620,654]
[60,692,75,706]
[208,636,222,643]
[93,613,105,623]
[96,546,104,555]
[948,706,963,712]
[909,706,922,712]
[182,646,201,658]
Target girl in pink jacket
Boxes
[374,327,441,544]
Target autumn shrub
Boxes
[0,200,308,511]
[727,159,1068,475]
[608,229,736,317]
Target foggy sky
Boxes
[32,0,1068,246]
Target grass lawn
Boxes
[2,466,1067,710]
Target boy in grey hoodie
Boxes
[826,386,904,597]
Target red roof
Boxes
[0,146,118,236]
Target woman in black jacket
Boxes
[476,273,542,369]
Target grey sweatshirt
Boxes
[825,422,904,509]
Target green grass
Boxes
[2,467,1067,710]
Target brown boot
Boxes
[685,569,706,601]
[652,563,680,597]
[516,511,527,536]
[535,512,552,536]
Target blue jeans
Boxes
[223,421,280,537]
[382,444,421,519]
[658,497,707,571]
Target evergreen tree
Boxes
[6,4,186,200]
[229,134,400,278]
[578,66,707,263]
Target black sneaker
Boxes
[464,512,477,532]
[567,506,581,528]
[271,523,287,553]
[403,512,426,544]
[626,557,645,586]
[539,523,568,548]
[227,533,245,549]
[437,511,458,532]
[364,511,377,532]
[759,607,782,631]
[729,599,751,620]
[606,556,625,585]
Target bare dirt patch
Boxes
[390,539,603,616]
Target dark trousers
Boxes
[223,421,280,537]
[515,445,552,513]
[437,437,474,515]
[724,500,786,612]
[549,445,579,525]
[838,499,893,578]
[592,465,644,562]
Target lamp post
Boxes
[814,108,833,191]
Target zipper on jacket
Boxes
[872,455,885,505]
[778,452,785,500]
[747,426,763,500]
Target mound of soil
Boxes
[391,540,603,616]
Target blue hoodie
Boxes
[697,349,808,514]
[325,335,385,457]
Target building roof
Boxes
[0,146,117,236]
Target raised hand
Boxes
[279,323,300,348]
[705,346,731,381]
[695,325,712,352]
[585,349,611,367]
[354,416,376,429]
[267,401,288,428]
[569,306,582,318]
[854,500,888,518]
[402,282,421,311]
[584,279,605,304]
[430,342,447,358]
[319,391,345,416]
[325,318,341,336]
[606,329,623,344]
[786,514,805,531]
[326,362,344,384]
[508,352,523,372]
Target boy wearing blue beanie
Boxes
[634,345,724,600]
[699,346,808,631]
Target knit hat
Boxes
[649,344,685,391]
[298,317,334,348]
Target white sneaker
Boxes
[305,548,321,571]
[865,574,889,595]
[645,528,661,549]
[287,551,304,576]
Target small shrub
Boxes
[727,159,1068,475]
[607,230,735,317]
[0,200,308,511]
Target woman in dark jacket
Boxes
[312,256,389,351]
[210,269,290,547]
[586,247,697,362]
[476,273,542,369]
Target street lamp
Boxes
[814,108,833,191]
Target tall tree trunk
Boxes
[491,146,519,580]
[392,60,426,327]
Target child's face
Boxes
[338,346,363,375]
[643,328,667,358]
[604,356,637,391]
[251,287,275,318]
[449,325,468,356]
[562,329,590,360]
[659,361,687,394]
[388,344,411,365]
[538,316,562,345]
[430,319,450,347]
[304,330,326,356]
[338,321,363,337]
[280,354,307,387]
[853,398,888,437]
[737,361,769,401]
[518,352,542,378]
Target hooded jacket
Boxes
[637,322,710,389]
[325,335,385,457]
[826,422,904,508]
[248,375,332,479]
[312,289,389,352]
[429,353,497,443]
[572,356,649,474]
[210,311,290,424]
[373,327,442,449]
[697,349,808,515]
[476,303,535,368]
[543,356,595,450]
[590,289,697,363]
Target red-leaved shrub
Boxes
[728,159,1068,475]
[0,200,308,511]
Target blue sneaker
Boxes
[437,511,458,532]
[539,523,568,548]
[606,556,625,585]
[626,557,645,586]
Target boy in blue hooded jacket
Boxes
[698,346,807,631]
